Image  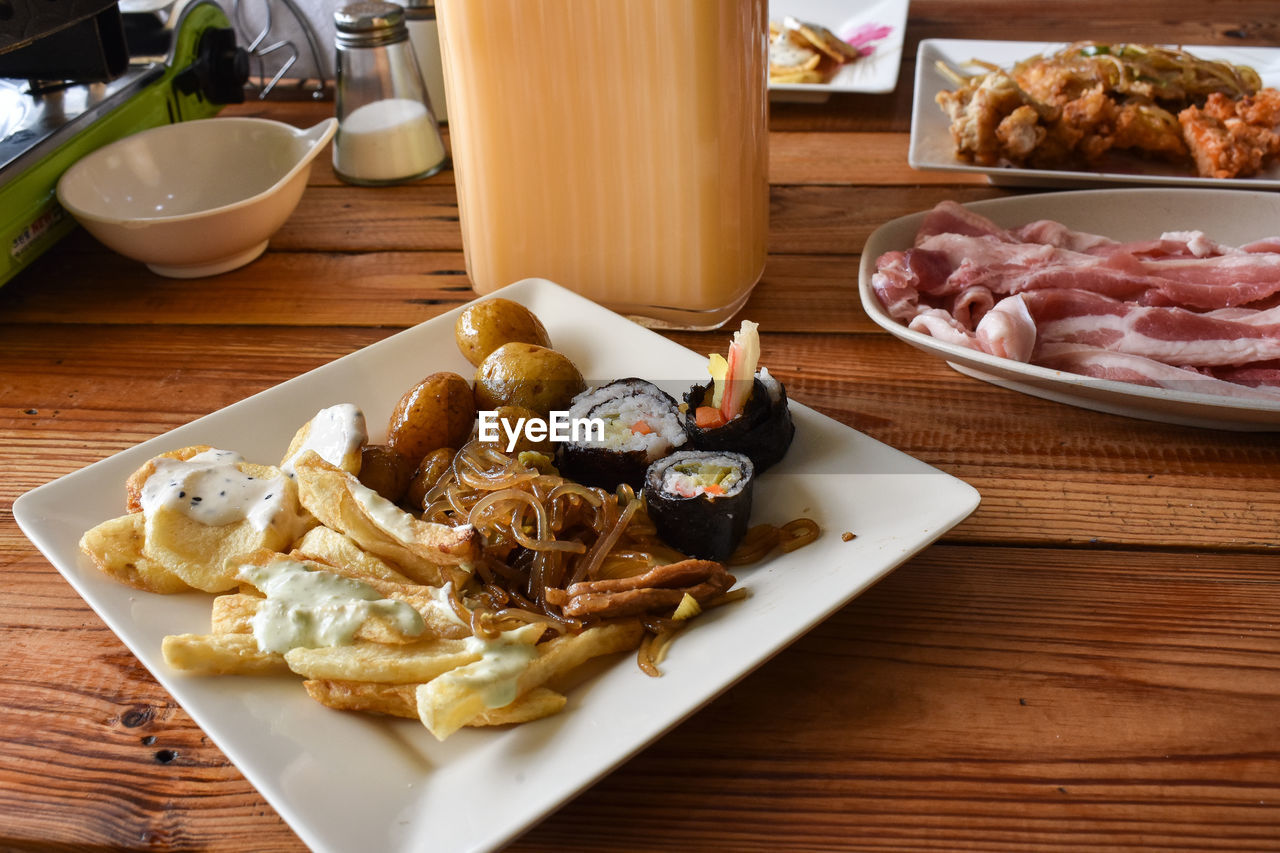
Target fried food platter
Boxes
[14,278,980,853]
[767,0,909,100]
[909,39,1280,188]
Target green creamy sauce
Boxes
[350,478,419,543]
[241,559,425,653]
[453,626,542,708]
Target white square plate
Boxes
[859,189,1280,431]
[15,278,980,853]
[768,0,910,100]
[910,39,1280,187]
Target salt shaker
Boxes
[333,1,447,185]
[403,0,448,124]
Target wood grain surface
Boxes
[3,2,1279,850]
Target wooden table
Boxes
[4,2,1280,849]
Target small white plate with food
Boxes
[859,188,1280,431]
[15,278,979,853]
[768,0,909,100]
[910,39,1280,187]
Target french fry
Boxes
[292,452,479,584]
[234,549,475,646]
[209,591,260,634]
[129,450,311,593]
[417,621,643,741]
[281,406,364,476]
[162,633,289,675]
[79,512,195,594]
[472,686,567,727]
[284,638,481,683]
[304,678,420,717]
[292,524,414,584]
[304,679,567,726]
[361,577,473,640]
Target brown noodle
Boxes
[424,441,818,674]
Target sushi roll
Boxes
[683,320,795,472]
[644,450,754,561]
[556,378,688,490]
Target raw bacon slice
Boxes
[1021,290,1280,367]
[871,201,1280,400]
[873,201,1280,314]
[1034,343,1280,401]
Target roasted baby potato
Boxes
[357,444,414,503]
[455,298,551,367]
[386,372,476,465]
[473,343,585,417]
[404,446,456,511]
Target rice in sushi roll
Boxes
[556,378,688,490]
[643,450,755,561]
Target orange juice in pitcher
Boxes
[437,0,768,329]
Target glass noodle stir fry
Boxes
[78,297,818,740]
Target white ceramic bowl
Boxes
[57,116,337,278]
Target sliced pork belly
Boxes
[1034,343,1280,401]
[1021,290,1280,368]
[871,201,1280,399]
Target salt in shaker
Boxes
[403,0,448,124]
[333,1,447,185]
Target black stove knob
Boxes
[173,27,249,105]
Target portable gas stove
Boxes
[0,0,248,287]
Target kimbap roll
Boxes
[644,450,754,561]
[557,378,688,490]
[683,320,794,472]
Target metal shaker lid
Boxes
[335,2,409,47]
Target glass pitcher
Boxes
[436,0,768,329]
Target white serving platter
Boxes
[15,277,981,853]
[858,189,1280,431]
[768,0,910,100]
[910,39,1280,187]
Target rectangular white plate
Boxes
[768,0,910,100]
[15,278,980,853]
[910,39,1280,188]
[858,189,1280,431]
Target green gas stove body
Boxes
[0,1,247,287]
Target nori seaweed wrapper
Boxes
[643,450,754,561]
[556,378,687,491]
[683,374,795,473]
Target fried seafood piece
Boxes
[1178,91,1280,179]
[936,71,1039,166]
[994,105,1046,162]
[1113,102,1187,160]
[1044,87,1116,164]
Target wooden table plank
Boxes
[4,545,1279,851]
[5,4,1280,849]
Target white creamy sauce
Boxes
[427,581,470,628]
[282,403,367,476]
[456,628,542,708]
[350,480,420,543]
[769,37,816,68]
[141,448,297,532]
[240,558,425,654]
